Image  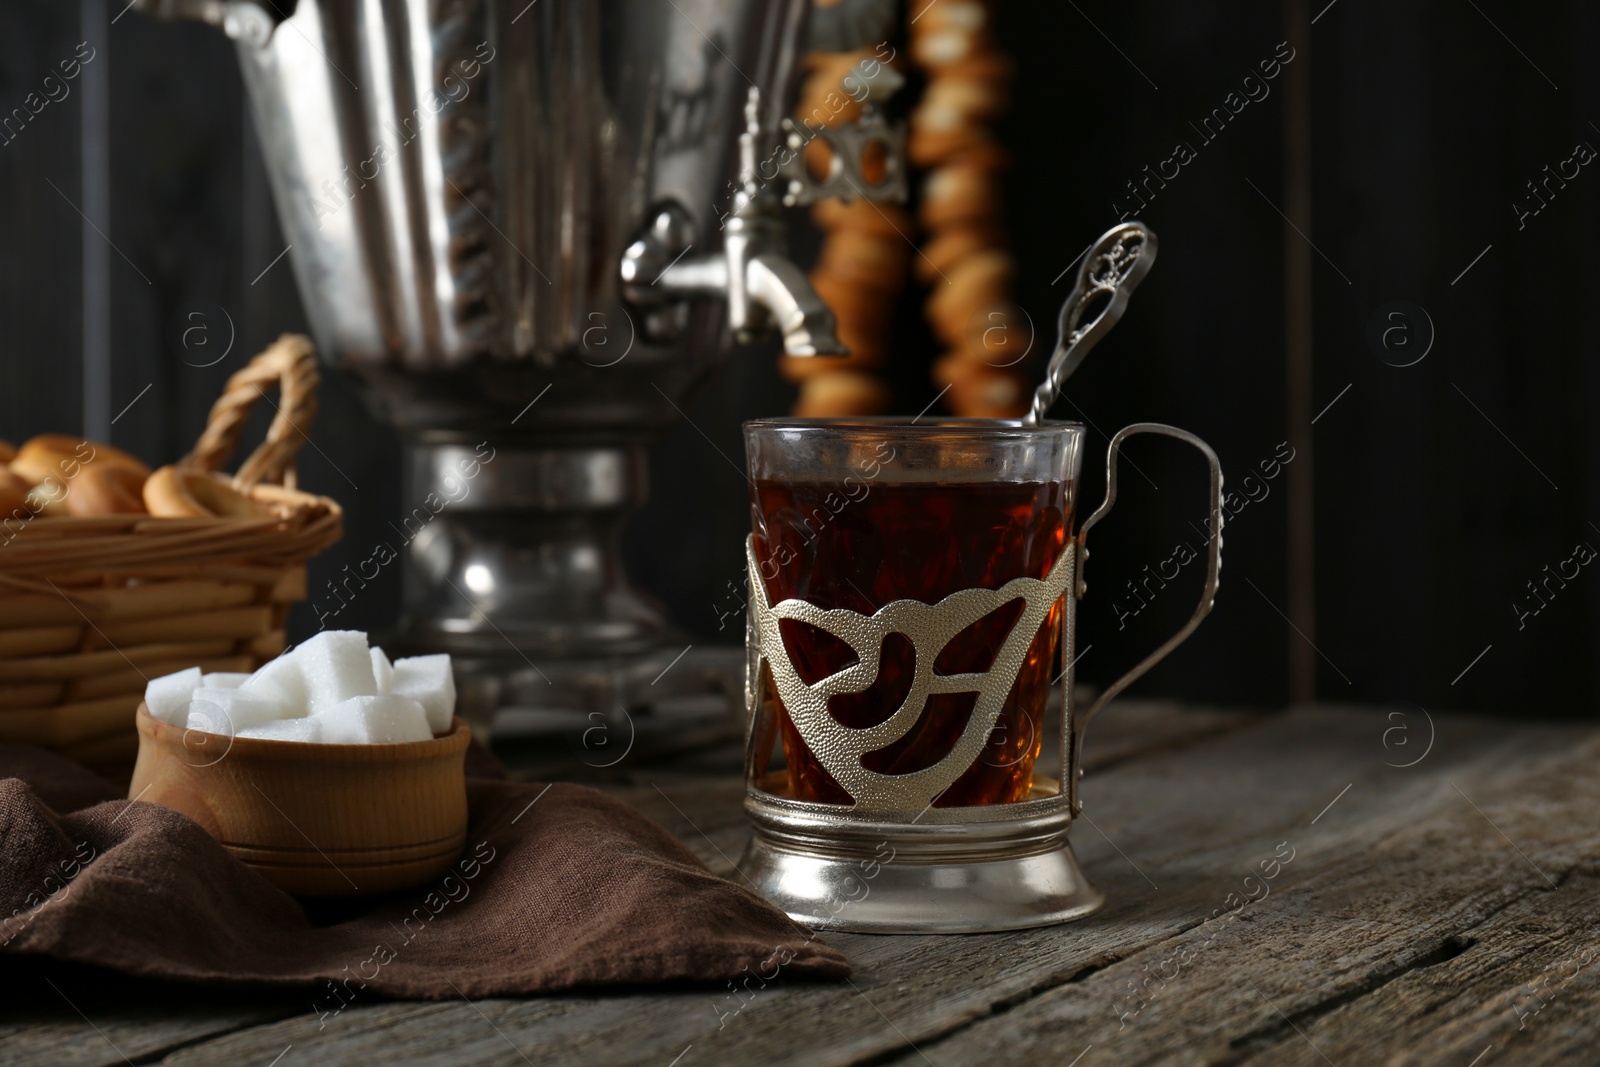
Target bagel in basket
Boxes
[67,463,149,516]
[8,434,153,518]
[143,466,271,519]
[10,434,149,485]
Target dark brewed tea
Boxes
[752,477,1069,806]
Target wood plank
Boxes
[9,707,1594,1066]
[494,710,1597,1066]
[153,1000,639,1067]
[600,699,1265,881]
[1222,873,1600,1066]
[0,699,1262,1065]
[1072,699,1268,777]
[25,706,1573,1067]
[0,1003,297,1067]
[861,722,1600,1066]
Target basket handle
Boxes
[181,334,320,490]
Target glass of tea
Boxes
[744,417,1083,808]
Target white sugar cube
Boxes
[319,694,432,744]
[201,672,251,689]
[295,630,377,713]
[241,653,308,709]
[145,667,202,726]
[238,717,323,743]
[392,654,456,734]
[370,646,394,695]
[185,688,288,735]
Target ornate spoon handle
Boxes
[1024,222,1157,426]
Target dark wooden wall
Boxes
[2,0,1595,717]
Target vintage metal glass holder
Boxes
[740,421,1223,933]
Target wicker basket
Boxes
[0,336,343,775]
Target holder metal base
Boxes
[738,780,1105,933]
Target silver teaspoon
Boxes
[1024,221,1158,426]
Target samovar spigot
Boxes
[622,87,847,358]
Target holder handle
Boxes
[1073,422,1223,744]
[181,334,321,491]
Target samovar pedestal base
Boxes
[388,438,747,727]
[447,643,744,725]
[738,783,1106,934]
[376,642,745,766]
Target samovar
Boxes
[135,0,904,723]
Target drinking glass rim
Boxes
[743,416,1083,438]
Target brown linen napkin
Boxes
[0,745,847,997]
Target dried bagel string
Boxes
[909,0,1028,418]
[786,43,906,417]
[793,0,1028,419]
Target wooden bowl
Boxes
[128,703,471,897]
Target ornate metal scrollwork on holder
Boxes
[744,535,1073,817]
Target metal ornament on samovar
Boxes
[134,0,906,723]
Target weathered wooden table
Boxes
[8,703,1599,1066]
